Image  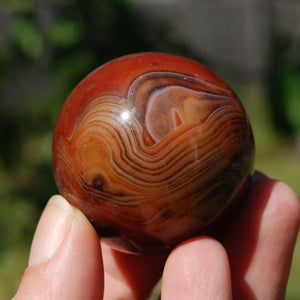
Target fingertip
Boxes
[225,179,300,299]
[161,237,231,299]
[272,181,300,228]
[101,243,166,299]
[170,236,228,267]
[13,195,104,300]
[248,179,300,242]
[28,195,74,267]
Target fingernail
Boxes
[28,195,74,267]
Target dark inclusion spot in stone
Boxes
[90,217,120,237]
[93,175,104,190]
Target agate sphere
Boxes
[52,52,254,255]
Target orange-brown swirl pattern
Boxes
[53,53,254,255]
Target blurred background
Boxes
[0,0,299,298]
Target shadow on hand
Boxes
[224,172,276,299]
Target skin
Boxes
[13,172,300,300]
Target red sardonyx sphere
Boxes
[52,53,254,255]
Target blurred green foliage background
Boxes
[0,0,299,299]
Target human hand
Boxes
[13,172,300,300]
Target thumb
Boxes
[13,195,104,300]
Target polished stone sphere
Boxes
[52,52,254,255]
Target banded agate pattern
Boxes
[52,53,254,255]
